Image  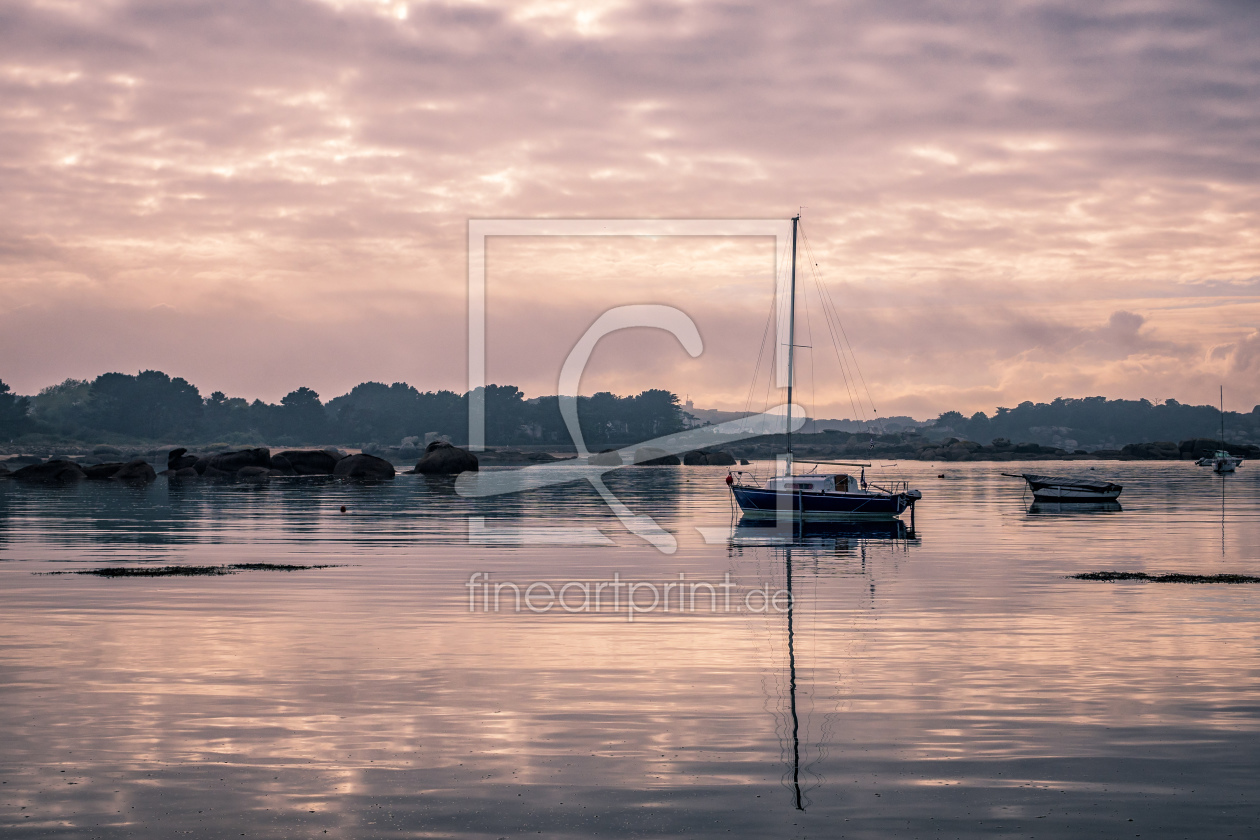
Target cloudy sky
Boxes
[1,0,1257,418]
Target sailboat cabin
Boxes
[764,474,860,494]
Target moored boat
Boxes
[1007,472,1123,502]
[726,214,921,522]
[1196,450,1242,471]
[1199,387,1242,473]
[730,471,920,519]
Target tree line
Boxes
[0,371,686,447]
[2,372,1255,449]
[931,396,1260,448]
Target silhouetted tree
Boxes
[87,371,203,440]
[29,379,91,434]
[627,389,685,439]
[280,387,326,443]
[201,391,252,438]
[0,379,31,440]
[481,384,526,444]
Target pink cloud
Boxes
[1,0,1257,414]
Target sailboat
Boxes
[727,214,922,520]
[1199,386,1242,472]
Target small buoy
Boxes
[937,474,945,479]
[339,505,347,513]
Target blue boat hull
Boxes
[731,485,911,519]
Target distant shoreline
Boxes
[1,433,1252,469]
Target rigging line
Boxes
[801,262,817,435]
[760,237,792,423]
[798,226,865,423]
[799,226,875,419]
[742,235,790,420]
[801,225,882,413]
[798,226,862,421]
[761,334,778,425]
[799,227,882,426]
[811,266,864,425]
[743,284,777,419]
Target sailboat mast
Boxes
[1221,385,1225,444]
[785,214,800,475]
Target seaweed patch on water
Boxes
[41,563,345,577]
[1072,571,1260,584]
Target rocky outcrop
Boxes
[588,448,623,466]
[414,442,478,475]
[1178,439,1259,460]
[84,462,124,480]
[633,447,680,466]
[197,460,234,479]
[276,449,342,475]
[236,466,271,483]
[334,453,396,479]
[1121,441,1180,460]
[112,459,156,484]
[476,449,576,466]
[208,448,271,473]
[682,450,736,466]
[1180,438,1219,459]
[12,460,87,483]
[167,448,199,471]
[268,454,296,475]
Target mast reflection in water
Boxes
[730,515,919,812]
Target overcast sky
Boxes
[1,0,1257,417]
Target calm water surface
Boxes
[1,462,1259,838]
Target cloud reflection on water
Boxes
[1,463,1259,836]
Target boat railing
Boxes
[732,470,915,497]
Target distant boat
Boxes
[1197,450,1241,472]
[1213,452,1240,473]
[727,214,922,521]
[1205,387,1242,473]
[1006,473,1123,502]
